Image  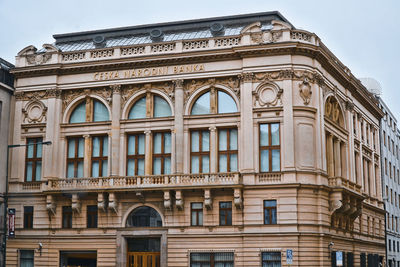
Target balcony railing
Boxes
[46,173,241,192]
[328,176,362,193]
[257,172,282,184]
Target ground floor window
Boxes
[20,250,34,267]
[261,252,281,267]
[190,252,234,267]
[59,251,97,267]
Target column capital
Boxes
[173,79,184,89]
[83,134,90,139]
[144,130,152,136]
[238,72,254,83]
[110,84,121,94]
[209,126,217,132]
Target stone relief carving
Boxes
[184,77,240,101]
[254,69,323,84]
[18,44,59,66]
[253,81,283,107]
[15,89,62,101]
[22,100,47,124]
[26,53,51,65]
[299,77,312,105]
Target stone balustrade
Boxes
[328,176,362,193]
[257,172,282,183]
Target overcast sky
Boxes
[1,0,399,119]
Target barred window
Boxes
[190,252,234,267]
[261,252,281,267]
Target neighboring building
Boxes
[7,12,385,267]
[376,94,400,267]
[0,58,14,267]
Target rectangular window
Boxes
[385,158,388,175]
[190,252,234,267]
[261,252,281,267]
[218,128,238,172]
[24,206,33,229]
[390,162,392,178]
[264,200,277,225]
[191,202,203,226]
[19,250,34,267]
[25,137,43,182]
[127,134,145,176]
[259,123,280,172]
[190,130,210,173]
[153,132,171,175]
[219,201,232,226]
[384,131,386,146]
[87,205,98,228]
[67,137,84,178]
[62,206,72,229]
[91,135,108,177]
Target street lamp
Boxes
[2,141,51,266]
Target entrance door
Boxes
[127,238,160,267]
[127,252,160,267]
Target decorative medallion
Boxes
[22,100,47,123]
[253,81,283,107]
[299,77,312,105]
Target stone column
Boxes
[145,130,152,175]
[110,84,121,176]
[83,134,91,177]
[173,80,184,173]
[326,133,334,177]
[334,138,341,177]
[209,126,217,173]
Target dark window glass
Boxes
[261,252,281,267]
[360,253,366,267]
[190,252,234,267]
[24,206,33,229]
[264,200,277,225]
[191,203,203,226]
[91,135,108,177]
[62,206,72,229]
[25,137,43,182]
[260,123,280,172]
[20,250,34,267]
[67,137,84,178]
[87,205,98,228]
[126,206,162,227]
[219,202,232,226]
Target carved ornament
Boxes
[299,77,312,105]
[62,87,112,112]
[26,53,51,65]
[22,100,47,124]
[110,84,121,94]
[253,81,283,107]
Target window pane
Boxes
[164,133,171,153]
[260,150,269,172]
[191,211,197,226]
[92,161,99,177]
[264,209,270,224]
[191,156,199,173]
[68,139,75,158]
[219,154,227,172]
[202,156,209,173]
[191,92,210,115]
[27,139,34,158]
[198,211,203,225]
[127,159,135,176]
[260,124,269,146]
[67,163,74,178]
[154,133,162,153]
[77,162,84,178]
[264,200,277,207]
[102,160,108,176]
[271,209,277,224]
[138,159,145,175]
[26,162,33,182]
[219,130,227,151]
[92,137,100,157]
[69,101,86,123]
[272,149,280,171]
[153,158,162,175]
[128,136,136,155]
[192,203,203,209]
[103,137,108,156]
[230,129,238,150]
[154,95,172,117]
[202,131,209,152]
[215,252,234,261]
[191,131,199,152]
[164,157,171,174]
[78,138,84,157]
[218,91,237,113]
[138,134,145,154]
[93,100,109,121]
[36,142,42,158]
[271,123,280,145]
[128,96,146,119]
[35,162,42,181]
[230,154,238,171]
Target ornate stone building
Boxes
[7,12,385,267]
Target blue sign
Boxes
[286,249,293,265]
[336,251,343,266]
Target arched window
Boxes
[126,206,162,227]
[325,96,344,128]
[69,98,109,123]
[191,89,237,115]
[128,93,172,119]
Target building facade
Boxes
[0,58,14,267]
[7,12,385,267]
[377,97,400,267]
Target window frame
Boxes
[128,93,172,119]
[25,137,43,182]
[69,97,109,123]
[217,128,238,172]
[259,123,281,173]
[62,206,73,229]
[90,135,108,177]
[191,202,203,226]
[190,252,234,267]
[152,131,171,175]
[66,136,84,178]
[23,206,34,229]
[86,205,98,228]
[190,129,210,173]
[261,251,281,267]
[19,249,34,267]
[219,201,232,226]
[126,133,146,176]
[263,200,277,225]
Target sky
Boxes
[1,0,399,119]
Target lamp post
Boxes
[2,141,51,266]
